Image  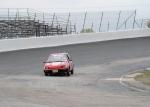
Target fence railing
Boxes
[78,10,144,33]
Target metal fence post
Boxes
[141,19,143,28]
[55,16,59,26]
[51,13,55,27]
[99,11,103,32]
[70,21,72,34]
[82,11,87,31]
[27,8,30,20]
[107,21,110,32]
[91,22,93,31]
[55,16,59,35]
[34,12,36,21]
[74,23,76,33]
[8,8,9,20]
[133,10,136,29]
[125,20,127,30]
[116,11,121,30]
[17,8,19,20]
[43,12,45,23]
[7,8,10,37]
[66,12,70,34]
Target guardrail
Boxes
[0,29,150,53]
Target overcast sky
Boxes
[0,0,150,17]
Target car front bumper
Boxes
[44,69,68,74]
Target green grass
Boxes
[80,28,94,33]
[135,70,150,85]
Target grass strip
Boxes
[135,70,150,85]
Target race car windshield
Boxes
[47,55,67,62]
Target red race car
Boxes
[43,53,74,76]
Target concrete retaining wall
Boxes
[0,29,150,52]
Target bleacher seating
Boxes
[0,9,75,39]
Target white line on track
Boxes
[119,74,146,92]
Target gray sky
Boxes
[0,0,150,17]
[1,0,149,9]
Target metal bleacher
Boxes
[0,8,75,39]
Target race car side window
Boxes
[66,55,70,60]
[67,54,72,61]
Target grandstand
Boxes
[0,8,75,39]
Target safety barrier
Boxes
[0,29,150,52]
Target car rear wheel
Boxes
[44,72,49,76]
[71,69,74,75]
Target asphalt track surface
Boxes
[0,37,150,107]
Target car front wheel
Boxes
[66,69,71,76]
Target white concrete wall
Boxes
[0,29,150,52]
